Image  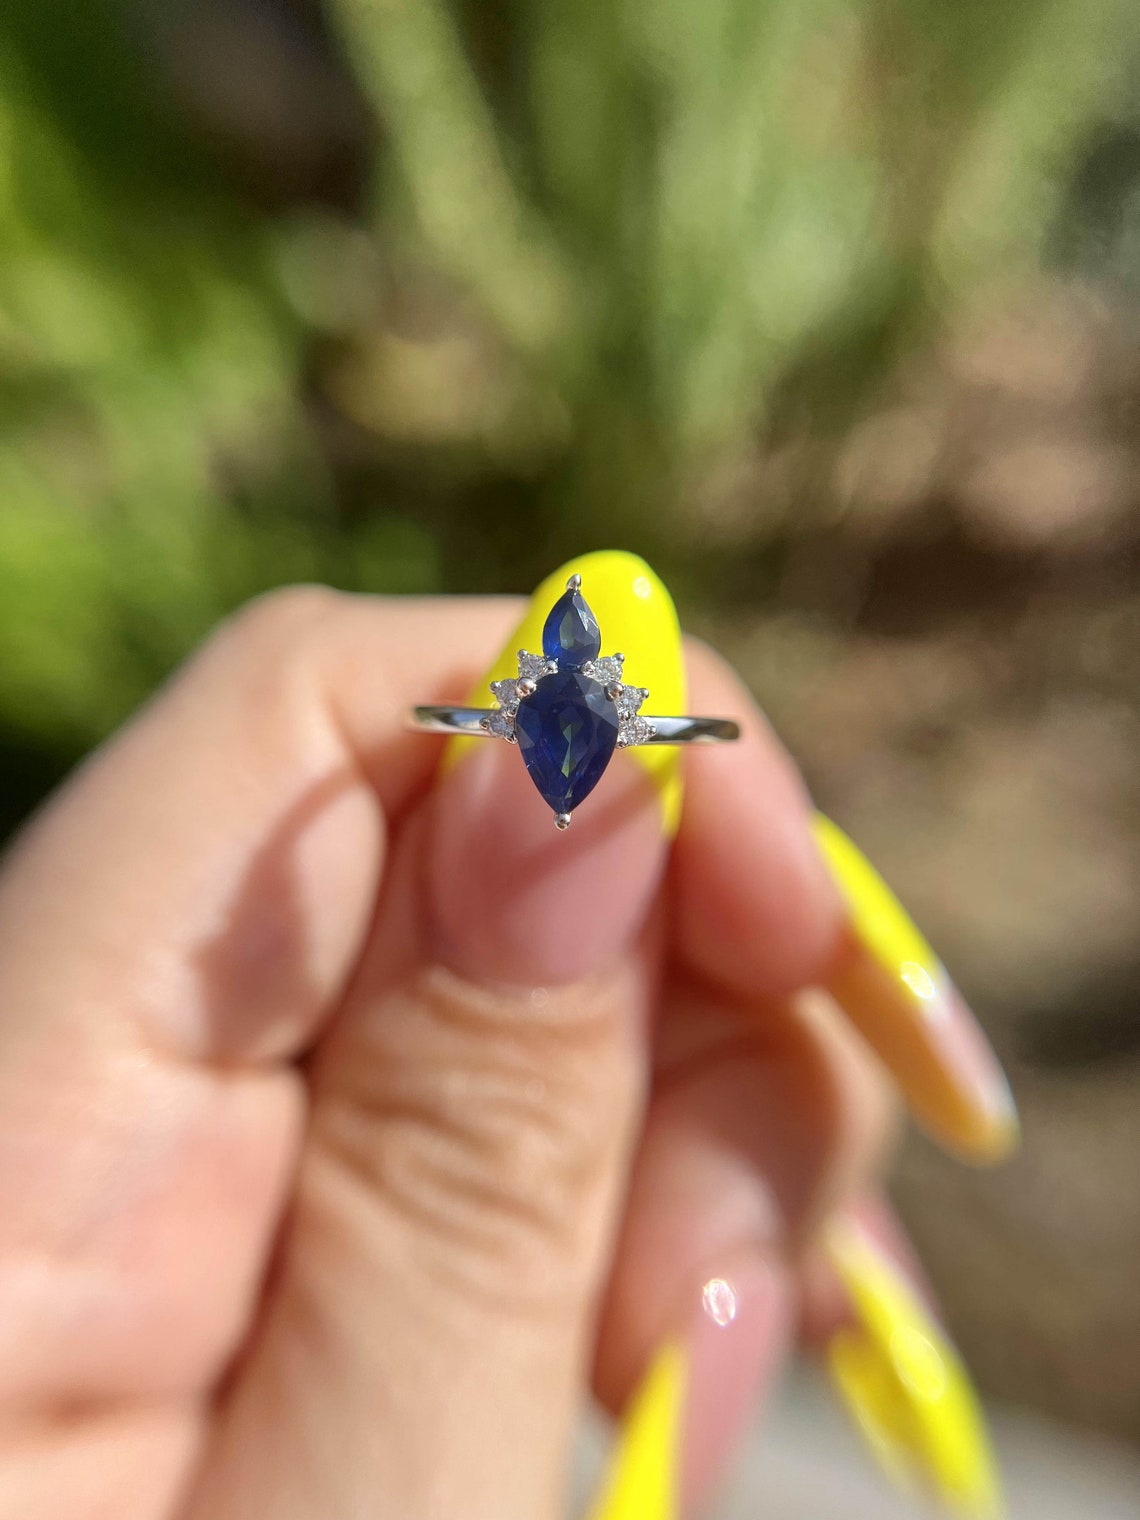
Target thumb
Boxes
[191,552,686,1520]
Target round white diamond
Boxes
[486,709,516,740]
[618,715,654,747]
[490,678,520,712]
[517,650,555,681]
[587,654,624,686]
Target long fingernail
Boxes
[824,1217,1004,1519]
[586,1343,687,1520]
[678,1257,791,1513]
[588,1261,788,1520]
[431,552,685,984]
[813,814,1019,1162]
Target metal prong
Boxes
[554,812,572,830]
[614,651,624,663]
[516,676,537,698]
[566,573,582,591]
[479,715,492,730]
[605,681,623,702]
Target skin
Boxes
[0,589,894,1520]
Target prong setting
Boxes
[611,681,654,746]
[554,812,572,830]
[517,649,557,682]
[485,651,559,744]
[583,653,624,686]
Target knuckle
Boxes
[190,584,352,722]
[223,583,345,658]
[313,967,641,1316]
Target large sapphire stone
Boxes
[542,588,601,669]
[515,669,619,813]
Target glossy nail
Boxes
[431,552,686,985]
[813,814,1019,1162]
[825,1218,1004,1519]
[679,1258,791,1513]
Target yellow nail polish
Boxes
[812,813,1019,1162]
[814,813,943,990]
[825,1222,1004,1519]
[446,551,687,834]
[586,1344,688,1520]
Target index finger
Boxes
[0,589,519,1067]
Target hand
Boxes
[0,554,1015,1520]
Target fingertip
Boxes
[428,735,666,986]
[428,553,683,985]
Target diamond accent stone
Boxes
[583,654,624,686]
[517,649,556,681]
[489,678,520,713]
[617,684,648,717]
[618,714,655,747]
[485,709,516,740]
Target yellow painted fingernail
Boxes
[446,550,687,834]
[825,1221,1004,1519]
[586,1343,687,1520]
[813,814,1018,1162]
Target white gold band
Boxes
[410,706,740,745]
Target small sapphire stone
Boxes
[542,588,601,669]
[515,668,619,813]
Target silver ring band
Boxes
[410,705,740,746]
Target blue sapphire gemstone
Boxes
[515,668,619,813]
[542,588,601,669]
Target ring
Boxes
[410,574,740,828]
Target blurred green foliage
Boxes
[0,0,1138,828]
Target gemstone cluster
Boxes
[479,577,656,824]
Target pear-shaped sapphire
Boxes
[542,588,601,669]
[515,669,619,813]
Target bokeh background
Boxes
[2,0,1139,1505]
